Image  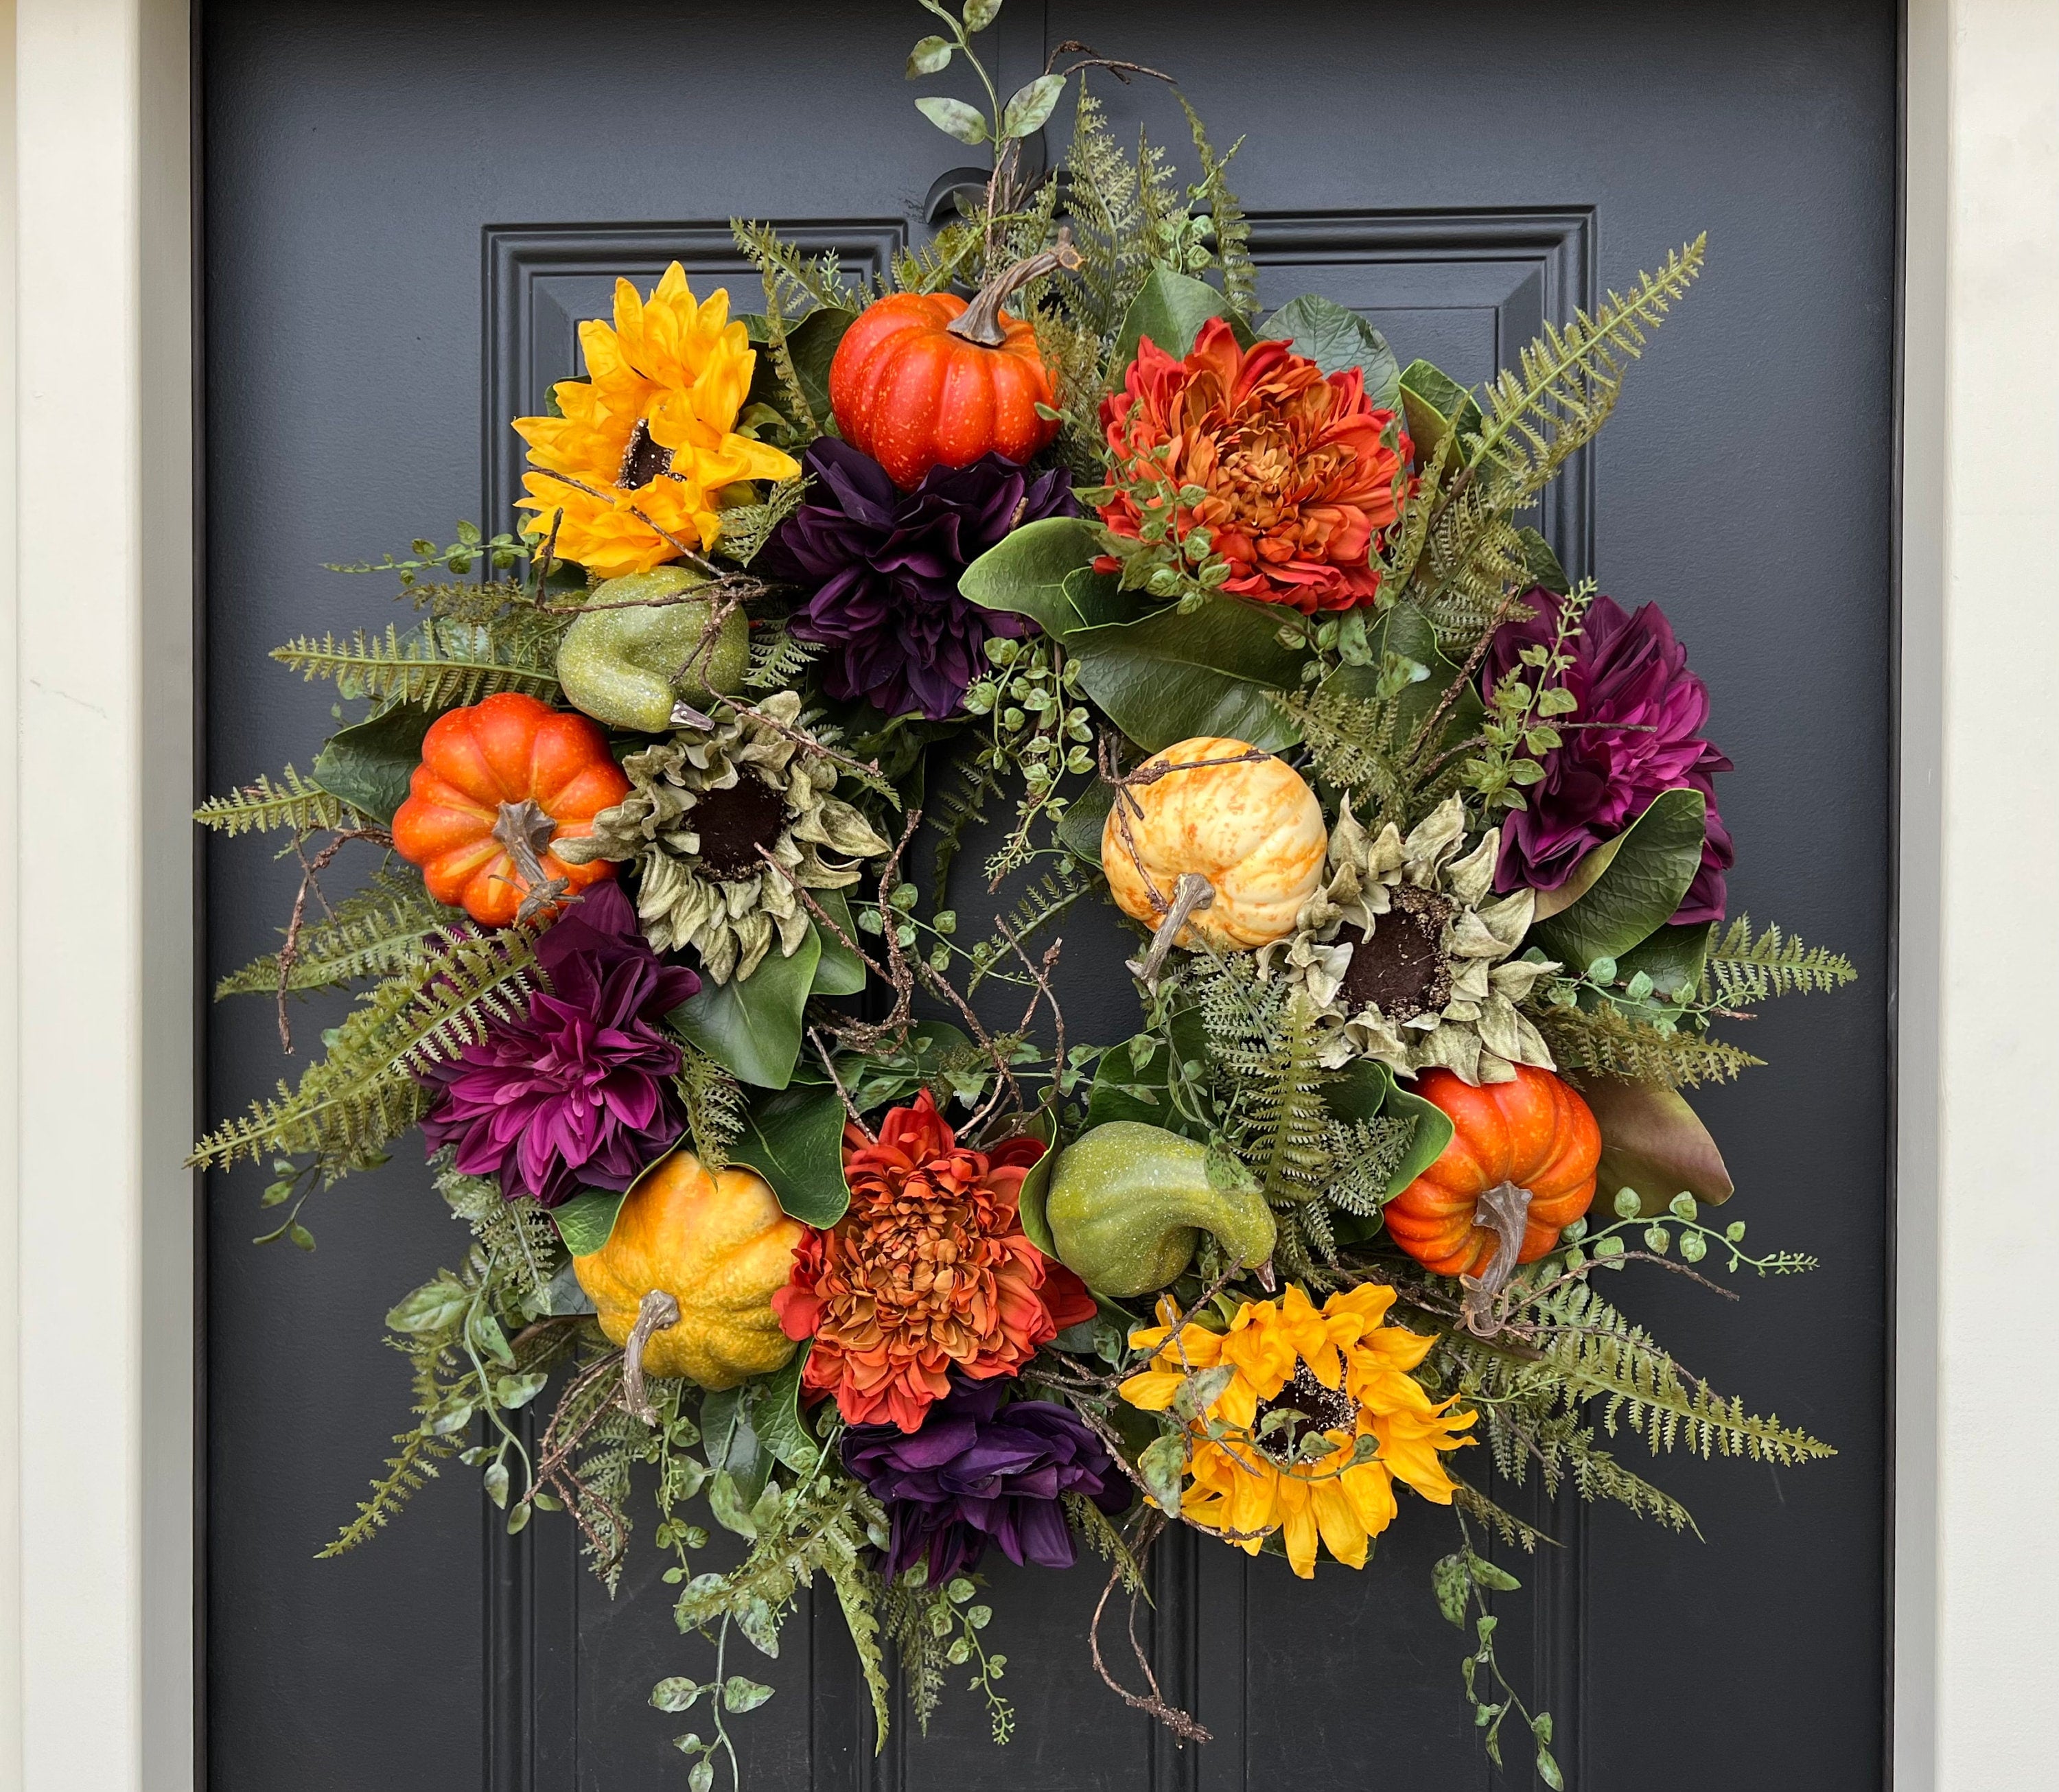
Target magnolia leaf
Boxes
[1531,833,1625,923]
[670,927,822,1089]
[731,1082,850,1225]
[1580,1075,1734,1214]
[1528,789,1708,971]
[958,515,1104,637]
[1069,594,1312,752]
[311,700,434,825]
[1381,1076,1456,1197]
[1516,527,1571,595]
[784,306,853,430]
[841,1021,975,1111]
[1320,601,1480,756]
[1000,73,1065,141]
[906,34,953,76]
[915,95,988,146]
[1056,778,1115,865]
[1399,359,1485,465]
[807,893,867,997]
[1113,266,1232,373]
[550,1187,627,1257]
[1262,294,1401,410]
[1015,1110,1059,1256]
[1322,1058,1393,1124]
[701,1387,770,1509]
[754,1347,823,1476]
[1062,563,1141,631]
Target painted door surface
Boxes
[201,3,1896,1787]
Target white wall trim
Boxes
[8,1,194,1788]
[1,2,2047,1788]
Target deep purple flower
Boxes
[418,881,699,1207]
[1482,587,1734,924]
[841,1375,1128,1585]
[759,439,1077,721]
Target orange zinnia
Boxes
[1097,316,1410,614]
[772,1091,1091,1432]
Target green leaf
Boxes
[962,0,1002,28]
[1113,266,1231,373]
[1381,1076,1455,1197]
[1319,601,1481,756]
[1321,1057,1393,1124]
[1056,778,1115,865]
[550,1187,625,1257]
[1000,73,1065,141]
[723,1676,775,1714]
[808,894,867,997]
[1016,1121,1059,1257]
[958,515,1104,638]
[670,927,822,1089]
[1062,563,1141,631]
[385,1272,467,1336]
[1530,830,1625,924]
[1529,789,1708,970]
[915,95,988,145]
[1581,1075,1734,1215]
[1537,1744,1566,1791]
[1086,1014,1211,1141]
[1515,527,1570,595]
[1068,595,1313,752]
[784,306,854,432]
[1398,359,1485,465]
[1137,1433,1187,1511]
[701,1387,769,1506]
[1615,920,1715,1004]
[1261,294,1401,410]
[1469,1555,1522,1592]
[310,701,433,825]
[731,1082,850,1225]
[754,1347,824,1476]
[906,34,953,76]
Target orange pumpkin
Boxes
[391,691,629,927]
[829,241,1071,489]
[1384,1065,1601,1277]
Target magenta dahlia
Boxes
[418,881,699,1206]
[1482,587,1734,924]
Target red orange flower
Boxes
[772,1091,1089,1432]
[1097,317,1410,614]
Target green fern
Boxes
[715,476,809,568]
[1539,1003,1765,1089]
[194,765,356,836]
[189,922,541,1175]
[1321,1116,1414,1216]
[214,870,450,1001]
[892,216,986,295]
[1180,95,1255,318]
[732,219,873,314]
[677,1045,745,1170]
[1191,955,1331,1205]
[743,618,826,692]
[882,1576,951,1736]
[1701,915,1857,1006]
[966,868,1091,994]
[271,620,559,708]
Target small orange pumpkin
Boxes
[1100,737,1326,951]
[1384,1065,1601,1277]
[828,241,1072,489]
[572,1148,805,1390]
[391,691,629,927]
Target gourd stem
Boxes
[1128,872,1216,984]
[621,1288,682,1426]
[944,226,1084,348]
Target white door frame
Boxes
[0,1,2045,1786]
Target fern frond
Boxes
[194,765,355,836]
[270,620,559,709]
[966,868,1089,994]
[1539,1003,1764,1089]
[1321,1117,1412,1216]
[189,922,540,1174]
[715,476,809,568]
[1701,915,1857,1005]
[930,748,1006,901]
[732,219,870,314]
[1180,95,1255,318]
[1191,955,1331,1206]
[824,1548,892,1746]
[1450,1479,1550,1552]
[677,1045,745,1170]
[743,618,826,693]
[892,218,985,294]
[214,869,449,1000]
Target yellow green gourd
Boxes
[555,568,750,733]
[1044,1121,1277,1298]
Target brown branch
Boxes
[274,826,395,1054]
[809,1025,872,1144]
[1087,1513,1211,1744]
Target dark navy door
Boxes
[202,3,1896,1786]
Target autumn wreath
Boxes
[194,6,1854,1785]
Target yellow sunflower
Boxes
[513,263,799,578]
[1119,1283,1474,1578]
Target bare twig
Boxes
[274,826,394,1054]
[809,1025,872,1143]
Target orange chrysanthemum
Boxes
[1119,1283,1474,1578]
[772,1091,1091,1433]
[513,263,798,579]
[1097,316,1410,614]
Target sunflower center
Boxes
[1338,885,1453,1022]
[1250,1361,1358,1464]
[618,419,674,489]
[689,776,787,882]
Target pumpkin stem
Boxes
[945,226,1084,348]
[1458,1180,1533,1338]
[1127,871,1216,984]
[492,798,572,925]
[620,1288,682,1426]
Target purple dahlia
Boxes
[418,881,699,1207]
[841,1374,1128,1585]
[1482,587,1734,924]
[758,439,1077,721]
